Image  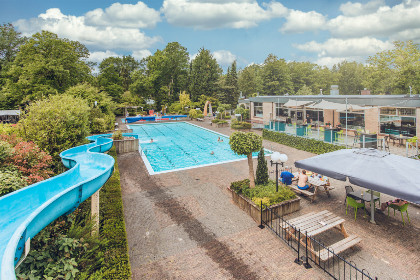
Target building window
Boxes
[253,102,263,118]
[380,107,397,115]
[275,103,288,118]
[305,110,324,123]
[339,112,364,129]
[399,108,415,116]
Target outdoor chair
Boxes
[344,185,354,205]
[389,134,397,146]
[346,196,365,221]
[365,190,381,208]
[382,136,390,152]
[388,203,410,226]
[337,130,344,142]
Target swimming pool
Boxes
[128,122,270,174]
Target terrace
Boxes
[117,118,420,279]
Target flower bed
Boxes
[228,179,300,224]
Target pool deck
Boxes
[117,118,420,280]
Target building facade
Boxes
[242,95,420,138]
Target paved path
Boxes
[118,119,420,280]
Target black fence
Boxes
[259,204,377,280]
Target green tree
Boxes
[364,40,420,94]
[261,54,292,95]
[189,48,222,101]
[255,147,268,185]
[179,91,191,110]
[296,85,313,95]
[288,61,317,95]
[229,132,262,188]
[0,23,26,72]
[65,83,116,133]
[1,31,91,108]
[223,61,239,106]
[19,94,90,168]
[335,61,365,95]
[97,55,140,101]
[238,64,261,98]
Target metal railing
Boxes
[259,204,377,280]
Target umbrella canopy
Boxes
[295,148,420,204]
[283,100,314,108]
[306,100,370,111]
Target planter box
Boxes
[114,138,139,154]
[228,187,300,224]
[216,122,229,128]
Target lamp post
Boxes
[270,152,288,192]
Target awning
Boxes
[283,100,314,108]
[306,100,370,111]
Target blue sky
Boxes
[1,0,419,70]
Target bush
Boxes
[197,113,204,119]
[9,141,53,184]
[255,148,268,185]
[230,179,296,207]
[0,169,27,196]
[189,109,198,119]
[0,140,12,164]
[19,94,91,169]
[0,123,17,135]
[112,130,123,140]
[263,129,346,155]
[91,118,108,134]
[231,120,251,130]
[211,119,221,123]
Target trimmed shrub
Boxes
[196,113,204,119]
[189,109,198,119]
[263,129,345,155]
[231,120,251,129]
[112,130,123,140]
[255,148,268,185]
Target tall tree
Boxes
[288,61,317,94]
[238,64,259,98]
[364,40,420,94]
[189,48,222,101]
[261,54,292,95]
[0,23,26,72]
[335,61,366,95]
[0,31,91,108]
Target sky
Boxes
[1,0,420,71]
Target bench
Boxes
[289,185,315,201]
[197,118,204,122]
[318,235,361,262]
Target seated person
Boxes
[297,170,310,190]
[380,198,408,211]
[280,168,294,185]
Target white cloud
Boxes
[295,37,393,58]
[212,50,236,66]
[339,0,385,17]
[132,49,152,60]
[85,2,161,28]
[162,0,287,29]
[314,56,361,67]
[88,50,120,64]
[281,10,327,33]
[328,1,420,39]
[14,5,161,51]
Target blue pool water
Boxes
[128,122,269,174]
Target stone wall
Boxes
[364,107,380,134]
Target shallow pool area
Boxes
[128,122,270,174]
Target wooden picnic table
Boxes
[283,210,361,262]
[290,172,334,202]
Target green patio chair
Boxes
[346,196,365,221]
[337,130,344,142]
[365,190,381,208]
[388,203,410,226]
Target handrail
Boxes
[0,133,128,280]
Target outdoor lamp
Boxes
[270,152,288,192]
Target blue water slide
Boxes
[0,133,135,279]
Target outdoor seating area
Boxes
[289,171,334,203]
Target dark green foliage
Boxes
[263,129,345,154]
[0,23,26,72]
[255,148,268,185]
[230,179,249,194]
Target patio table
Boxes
[392,135,410,146]
[291,173,334,202]
[348,191,379,216]
[283,210,361,262]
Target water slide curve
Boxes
[0,133,131,279]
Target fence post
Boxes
[258,203,264,229]
[294,229,302,265]
[406,141,409,157]
[304,231,312,269]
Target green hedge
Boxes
[84,146,131,279]
[263,129,345,155]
